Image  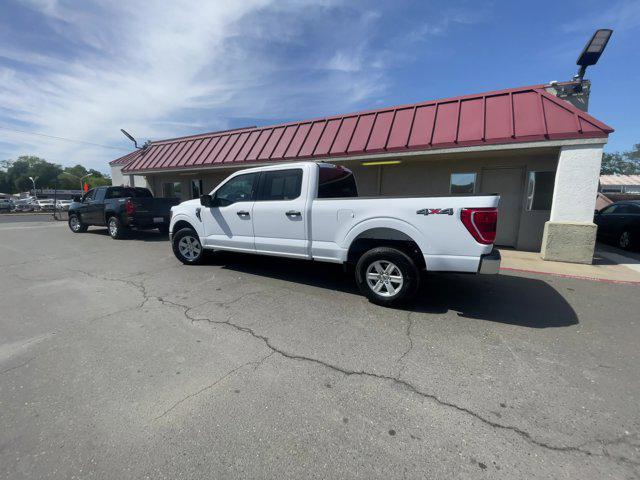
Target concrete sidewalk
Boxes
[499,246,640,284]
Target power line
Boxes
[0,125,130,151]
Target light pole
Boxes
[28,176,38,198]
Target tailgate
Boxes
[131,198,180,223]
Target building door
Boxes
[480,167,524,247]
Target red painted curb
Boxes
[499,267,640,285]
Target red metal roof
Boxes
[122,84,613,173]
[109,150,142,166]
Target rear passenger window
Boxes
[106,187,131,199]
[318,165,358,198]
[258,169,302,201]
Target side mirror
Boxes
[594,209,599,215]
[200,194,212,207]
[73,195,81,202]
[200,194,220,207]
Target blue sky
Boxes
[1,0,638,172]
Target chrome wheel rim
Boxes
[109,218,118,237]
[178,235,201,260]
[620,231,630,249]
[366,260,403,297]
[70,216,80,231]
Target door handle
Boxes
[237,210,250,217]
[285,210,301,217]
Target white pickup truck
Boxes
[169,161,500,306]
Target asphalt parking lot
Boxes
[1,218,639,479]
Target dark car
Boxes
[68,186,180,239]
[594,200,640,250]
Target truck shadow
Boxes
[209,252,578,329]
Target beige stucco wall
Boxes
[144,146,560,252]
[335,148,558,251]
[110,165,149,188]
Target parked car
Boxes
[36,199,56,211]
[68,186,181,239]
[13,198,36,212]
[55,199,73,211]
[169,162,501,306]
[594,200,640,250]
[0,198,13,212]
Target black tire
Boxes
[158,224,169,235]
[355,247,420,306]
[172,227,205,265]
[68,214,88,233]
[618,230,635,251]
[107,215,127,240]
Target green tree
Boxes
[1,156,110,193]
[601,144,640,175]
[0,170,10,193]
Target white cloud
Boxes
[562,0,640,33]
[0,0,471,171]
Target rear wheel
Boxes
[158,224,169,235]
[355,247,419,306]
[618,230,634,250]
[68,214,88,233]
[107,216,127,239]
[172,227,205,265]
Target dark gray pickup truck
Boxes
[68,186,180,239]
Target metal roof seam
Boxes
[539,95,550,138]
[509,92,516,138]
[310,121,329,157]
[326,117,344,155]
[405,106,418,149]
[454,100,462,144]
[383,110,397,151]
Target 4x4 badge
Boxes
[416,208,454,216]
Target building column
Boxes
[541,143,604,264]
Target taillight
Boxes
[124,199,135,216]
[460,208,497,244]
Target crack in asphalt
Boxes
[68,268,150,308]
[69,267,640,470]
[396,311,414,376]
[153,352,274,421]
[0,357,36,375]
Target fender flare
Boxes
[170,213,204,239]
[342,217,430,253]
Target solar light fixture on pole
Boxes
[574,29,613,81]
[121,129,140,149]
[28,176,37,198]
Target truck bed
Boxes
[310,195,499,271]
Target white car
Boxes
[55,199,73,211]
[36,199,56,211]
[169,162,500,305]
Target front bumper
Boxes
[478,249,501,274]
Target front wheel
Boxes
[172,228,205,265]
[68,214,88,233]
[355,247,420,306]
